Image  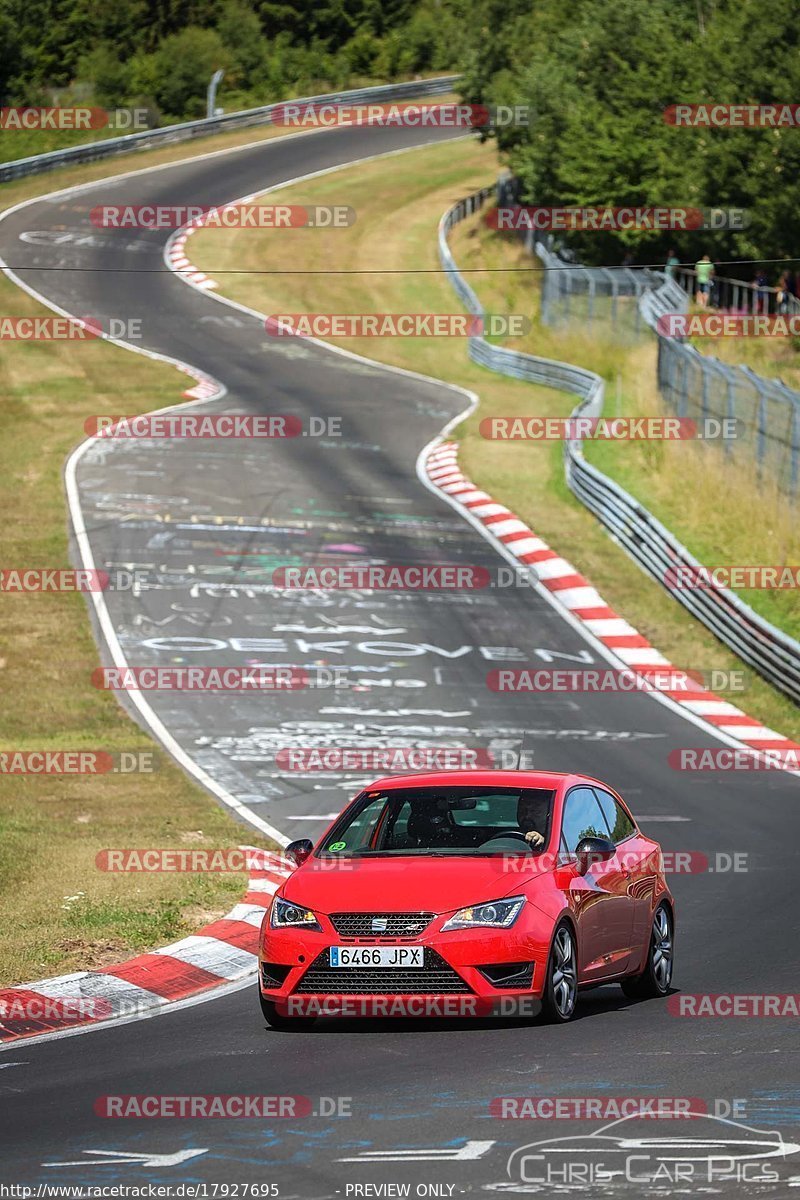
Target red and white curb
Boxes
[163,224,223,399]
[176,360,222,401]
[425,441,800,764]
[167,222,218,293]
[0,849,290,1044]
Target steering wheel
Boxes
[481,830,531,847]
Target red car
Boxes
[258,771,674,1028]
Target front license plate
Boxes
[329,946,423,968]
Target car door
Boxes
[592,786,653,952]
[559,786,636,982]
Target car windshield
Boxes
[318,785,555,857]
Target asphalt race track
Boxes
[1,121,799,1196]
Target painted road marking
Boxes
[288,814,339,821]
[43,1148,209,1168]
[339,1141,495,1163]
[636,815,691,822]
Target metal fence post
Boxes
[757,392,767,476]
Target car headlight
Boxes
[442,896,525,931]
[270,896,322,930]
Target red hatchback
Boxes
[258,771,674,1027]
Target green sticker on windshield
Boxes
[328,841,346,851]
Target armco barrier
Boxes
[0,76,459,183]
[536,221,800,496]
[439,188,800,705]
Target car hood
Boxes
[281,854,552,916]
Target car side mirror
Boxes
[285,838,313,867]
[575,836,615,874]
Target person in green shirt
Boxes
[665,249,680,280]
[695,254,714,307]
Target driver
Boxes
[517,792,549,849]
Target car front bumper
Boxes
[259,916,551,1018]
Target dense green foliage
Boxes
[461,0,800,271]
[0,0,470,124]
[1,0,796,274]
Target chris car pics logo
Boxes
[491,1113,800,1192]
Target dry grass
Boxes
[0,94,460,985]
[0,233,275,987]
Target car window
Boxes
[318,786,555,856]
[561,787,609,853]
[382,799,414,848]
[592,788,636,844]
[450,793,519,827]
[323,793,388,853]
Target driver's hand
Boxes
[524,830,544,848]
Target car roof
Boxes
[363,770,581,791]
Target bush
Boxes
[148,27,229,122]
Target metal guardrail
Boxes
[535,228,800,495]
[439,187,800,706]
[641,277,800,496]
[673,265,800,318]
[0,76,460,183]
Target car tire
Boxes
[259,991,316,1031]
[540,922,578,1023]
[621,903,673,1000]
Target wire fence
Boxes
[440,185,800,705]
[515,192,800,499]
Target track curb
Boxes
[0,848,290,1044]
[422,440,800,765]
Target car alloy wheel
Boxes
[622,903,674,1000]
[543,923,578,1022]
[651,904,673,992]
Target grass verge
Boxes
[445,217,799,642]
[0,93,456,986]
[189,135,799,741]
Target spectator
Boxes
[695,254,714,308]
[754,268,770,314]
[664,248,680,280]
[776,271,791,314]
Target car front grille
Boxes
[329,912,435,939]
[294,947,472,994]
